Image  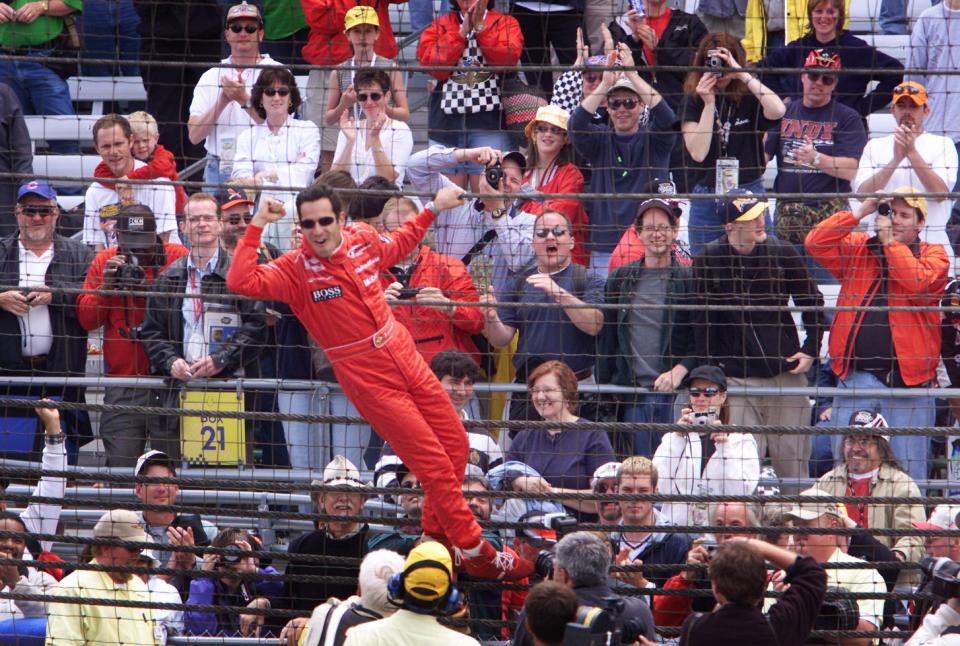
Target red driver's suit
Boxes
[226,208,482,550]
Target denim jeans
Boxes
[278,389,327,470]
[879,0,908,34]
[409,0,452,33]
[687,177,767,256]
[0,52,79,154]
[588,251,613,281]
[623,393,677,456]
[830,370,934,485]
[78,0,140,76]
[204,156,234,191]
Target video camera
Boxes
[529,513,580,579]
[563,597,646,646]
[920,557,960,599]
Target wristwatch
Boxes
[490,207,506,219]
[424,200,436,213]
[474,21,486,32]
[813,151,823,168]
[45,432,66,446]
[242,98,253,110]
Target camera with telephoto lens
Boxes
[920,557,960,599]
[485,162,505,188]
[563,597,647,646]
[706,49,723,74]
[112,253,146,288]
[531,514,580,579]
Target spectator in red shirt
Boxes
[76,205,188,466]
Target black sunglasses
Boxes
[806,73,836,86]
[20,205,56,218]
[229,23,259,34]
[608,98,639,110]
[227,212,253,225]
[264,87,290,97]
[357,92,383,102]
[688,387,721,397]
[534,226,569,238]
[299,216,336,229]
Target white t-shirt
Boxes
[231,117,321,191]
[854,132,959,264]
[18,242,53,357]
[189,54,281,159]
[83,162,180,248]
[333,118,413,188]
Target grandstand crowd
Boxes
[1,0,960,643]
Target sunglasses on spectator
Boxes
[535,124,565,135]
[264,87,290,97]
[19,205,56,218]
[357,92,383,102]
[688,387,721,397]
[894,84,922,95]
[227,212,253,225]
[229,23,259,33]
[608,98,639,110]
[534,226,569,238]
[806,73,836,86]
[596,482,617,494]
[299,216,336,229]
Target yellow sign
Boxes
[181,390,246,466]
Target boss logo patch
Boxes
[311,285,343,302]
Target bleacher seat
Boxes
[24,114,100,148]
[848,0,932,33]
[67,76,146,114]
[32,155,102,187]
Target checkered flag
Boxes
[441,32,501,115]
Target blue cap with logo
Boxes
[17,180,57,203]
[719,188,769,225]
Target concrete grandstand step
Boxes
[857,33,911,66]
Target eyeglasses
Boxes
[186,215,219,224]
[19,205,56,218]
[229,23,259,34]
[688,387,721,397]
[263,86,290,97]
[534,226,569,238]
[400,480,420,489]
[299,216,336,229]
[608,98,639,110]
[894,84,922,95]
[535,124,565,135]
[357,92,383,102]
[806,73,837,86]
[844,436,878,447]
[640,224,673,234]
[227,212,253,225]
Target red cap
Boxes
[912,521,945,531]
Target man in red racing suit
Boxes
[226,183,532,581]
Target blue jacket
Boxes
[611,513,693,588]
[184,567,283,636]
[569,100,676,253]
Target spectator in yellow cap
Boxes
[314,5,408,173]
[343,542,480,645]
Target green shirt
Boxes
[0,0,83,49]
[263,0,306,40]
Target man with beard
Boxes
[591,461,623,526]
[854,82,958,266]
[0,512,57,621]
[369,458,424,555]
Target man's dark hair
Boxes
[524,581,577,645]
[348,175,396,221]
[709,540,767,606]
[251,66,303,120]
[430,349,480,382]
[0,511,26,532]
[93,113,132,145]
[354,68,391,93]
[314,170,357,211]
[297,183,342,219]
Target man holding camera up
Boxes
[78,204,188,466]
[806,188,949,483]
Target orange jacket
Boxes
[416,10,522,82]
[300,0,405,65]
[805,211,949,386]
[381,245,484,365]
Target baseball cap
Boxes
[322,455,367,488]
[636,198,677,225]
[719,188,769,225]
[848,409,889,431]
[680,365,728,390]
[93,509,148,542]
[502,150,527,172]
[606,76,641,98]
[584,54,606,69]
[890,186,928,221]
[892,81,927,106]
[115,203,158,247]
[524,104,570,141]
[218,186,256,211]
[803,48,841,70]
[226,1,262,24]
[402,542,453,603]
[929,505,960,530]
[135,450,176,477]
[17,180,57,202]
[139,534,161,567]
[344,6,379,31]
[591,461,621,490]
[784,488,844,522]
[912,520,945,532]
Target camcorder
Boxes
[920,556,960,599]
[563,597,646,646]
[532,514,580,579]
